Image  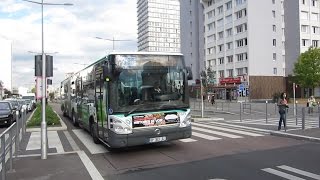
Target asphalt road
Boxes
[47,103,319,180]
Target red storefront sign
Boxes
[219,77,241,84]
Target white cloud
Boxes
[0,0,138,89]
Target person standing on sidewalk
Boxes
[278,92,289,131]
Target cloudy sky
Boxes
[0,0,137,90]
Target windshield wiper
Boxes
[124,104,144,117]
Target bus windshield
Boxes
[109,54,189,114]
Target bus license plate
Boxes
[149,136,166,143]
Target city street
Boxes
[10,103,318,180]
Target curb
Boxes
[270,131,320,143]
[26,110,67,132]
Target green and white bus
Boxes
[61,52,192,148]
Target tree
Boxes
[49,92,55,101]
[4,88,12,97]
[293,47,320,95]
[31,87,36,93]
[206,67,215,85]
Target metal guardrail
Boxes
[0,108,27,180]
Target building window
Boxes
[227,55,233,63]
[218,44,224,52]
[218,31,224,39]
[208,47,214,54]
[272,0,275,4]
[301,25,309,33]
[311,13,319,21]
[273,25,276,32]
[236,10,243,19]
[227,69,234,77]
[301,0,306,4]
[236,38,247,47]
[226,1,232,10]
[273,68,277,75]
[226,28,233,36]
[218,6,224,14]
[312,0,318,7]
[208,0,213,6]
[273,39,276,46]
[217,18,224,27]
[219,57,224,64]
[272,10,276,18]
[313,40,318,47]
[236,0,246,6]
[219,70,224,78]
[312,26,319,34]
[226,15,232,23]
[273,53,277,61]
[301,11,309,20]
[237,68,244,75]
[302,39,309,46]
[227,42,233,50]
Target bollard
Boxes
[302,107,305,130]
[285,107,287,132]
[15,111,19,156]
[1,135,6,180]
[318,106,320,128]
[9,128,13,172]
[296,101,298,126]
[275,103,277,116]
[266,101,268,124]
[240,102,242,122]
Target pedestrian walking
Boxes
[211,94,215,105]
[278,92,289,131]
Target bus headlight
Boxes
[178,110,191,128]
[111,119,132,134]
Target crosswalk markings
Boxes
[205,121,270,133]
[278,165,320,180]
[26,131,64,153]
[179,138,197,142]
[191,131,221,140]
[192,126,243,138]
[262,165,320,180]
[72,129,108,154]
[193,122,264,137]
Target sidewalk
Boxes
[270,128,320,143]
[7,152,93,180]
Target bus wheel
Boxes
[91,123,100,144]
[72,111,79,127]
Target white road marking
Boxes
[64,131,80,151]
[26,131,64,153]
[179,138,197,142]
[207,122,271,133]
[192,127,242,138]
[278,165,320,180]
[72,129,108,154]
[192,131,221,140]
[77,151,104,180]
[262,168,306,180]
[193,122,264,137]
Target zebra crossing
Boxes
[179,121,268,143]
[229,117,319,129]
[262,165,320,180]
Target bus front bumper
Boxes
[106,125,192,148]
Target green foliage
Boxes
[293,47,320,90]
[27,103,61,127]
[49,92,55,100]
[31,87,36,93]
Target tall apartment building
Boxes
[137,0,181,52]
[284,0,320,96]
[180,0,205,82]
[202,0,286,99]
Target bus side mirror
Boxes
[186,67,193,80]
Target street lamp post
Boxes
[22,0,72,160]
[95,36,133,51]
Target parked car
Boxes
[25,99,33,112]
[0,101,16,126]
[6,98,22,118]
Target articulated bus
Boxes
[61,52,192,148]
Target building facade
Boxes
[202,0,286,99]
[284,0,320,97]
[0,36,12,91]
[180,0,205,82]
[137,0,181,52]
